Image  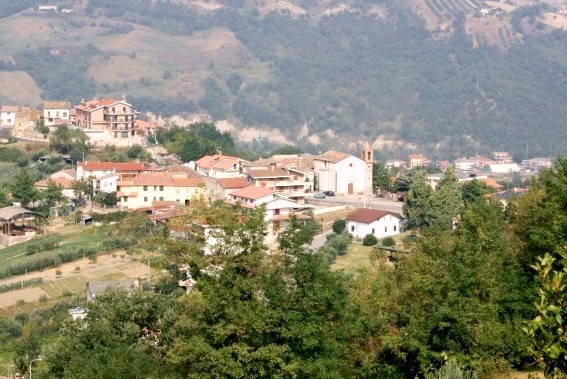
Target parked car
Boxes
[313,192,327,199]
[323,191,335,196]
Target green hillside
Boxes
[0,0,565,159]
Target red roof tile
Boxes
[217,177,248,189]
[79,162,146,172]
[230,186,276,200]
[315,150,351,163]
[346,208,402,223]
[35,177,74,189]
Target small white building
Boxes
[482,163,520,174]
[43,101,71,126]
[1,105,30,128]
[313,150,367,195]
[346,208,402,240]
[194,154,248,178]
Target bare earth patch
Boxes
[0,287,50,308]
[0,71,42,105]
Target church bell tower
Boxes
[361,142,374,198]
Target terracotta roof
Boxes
[135,120,156,129]
[480,178,503,189]
[120,173,202,187]
[315,150,351,163]
[79,162,146,172]
[1,105,22,113]
[44,101,70,109]
[75,98,129,112]
[245,167,290,178]
[35,177,74,189]
[195,154,244,170]
[346,208,402,223]
[230,186,276,200]
[217,177,248,189]
[245,154,314,169]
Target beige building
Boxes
[116,172,205,210]
[408,154,427,169]
[194,154,248,178]
[43,101,71,126]
[75,97,137,139]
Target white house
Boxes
[194,154,247,178]
[1,105,30,128]
[482,163,520,174]
[77,162,147,180]
[226,186,312,241]
[313,150,367,195]
[346,208,402,240]
[43,101,71,126]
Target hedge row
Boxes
[0,277,43,294]
[25,235,63,255]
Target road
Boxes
[306,195,404,213]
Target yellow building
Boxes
[117,173,204,210]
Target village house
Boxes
[214,177,248,200]
[43,101,71,126]
[77,161,147,180]
[408,154,427,169]
[426,171,489,190]
[194,153,247,178]
[1,105,31,128]
[116,172,205,210]
[482,163,520,174]
[226,186,312,241]
[313,150,368,195]
[75,97,137,139]
[243,165,312,204]
[34,177,76,199]
[346,208,403,240]
[385,159,406,168]
[492,152,514,164]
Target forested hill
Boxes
[1,0,566,159]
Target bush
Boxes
[0,318,22,342]
[362,234,378,246]
[16,157,29,167]
[327,232,350,255]
[103,236,136,250]
[25,235,63,255]
[382,236,396,246]
[332,219,346,234]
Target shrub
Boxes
[39,294,48,302]
[14,312,29,325]
[55,269,62,277]
[327,232,350,255]
[362,234,378,246]
[103,236,136,250]
[382,236,396,246]
[332,219,346,234]
[0,318,22,342]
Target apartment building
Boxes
[75,97,137,139]
[116,172,205,210]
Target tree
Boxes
[402,171,432,227]
[332,219,346,234]
[36,179,65,216]
[10,169,38,208]
[49,126,89,158]
[428,166,462,230]
[373,162,392,195]
[72,178,91,205]
[35,120,49,138]
[523,250,567,378]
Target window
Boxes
[194,188,199,194]
[144,197,148,202]
[143,186,148,191]
[123,106,126,113]
[154,186,157,191]
[394,225,397,232]
[123,196,128,202]
[159,186,164,191]
[351,225,354,232]
[385,227,387,233]
[371,228,375,235]
[63,112,67,118]
[159,196,164,201]
[112,107,115,113]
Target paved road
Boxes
[309,229,333,251]
[307,195,404,213]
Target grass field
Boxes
[331,243,378,274]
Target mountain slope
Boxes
[0,0,566,159]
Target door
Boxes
[348,183,354,195]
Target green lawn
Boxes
[331,243,378,275]
[40,276,87,297]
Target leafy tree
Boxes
[46,289,171,378]
[10,169,38,208]
[93,191,117,207]
[49,126,89,158]
[332,219,346,234]
[373,162,392,194]
[72,178,91,205]
[35,120,49,138]
[36,179,65,217]
[523,250,567,378]
[402,171,432,227]
[461,179,486,204]
[428,166,462,230]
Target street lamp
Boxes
[29,356,42,379]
